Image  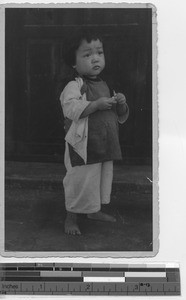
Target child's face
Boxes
[74,39,105,78]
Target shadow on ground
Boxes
[5,187,152,252]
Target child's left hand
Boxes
[114,92,128,116]
[114,93,127,105]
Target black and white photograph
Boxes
[2,4,158,256]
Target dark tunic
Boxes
[67,77,122,166]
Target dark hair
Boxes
[62,27,103,67]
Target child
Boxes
[60,29,129,235]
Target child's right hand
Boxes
[96,97,117,111]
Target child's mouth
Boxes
[93,66,100,70]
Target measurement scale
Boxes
[0,263,181,296]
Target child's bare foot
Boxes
[65,212,81,235]
[87,211,116,222]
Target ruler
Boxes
[0,263,180,296]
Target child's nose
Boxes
[92,54,99,63]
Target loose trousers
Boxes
[63,143,113,214]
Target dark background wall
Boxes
[5,8,152,164]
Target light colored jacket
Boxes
[60,77,90,164]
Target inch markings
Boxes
[0,263,181,296]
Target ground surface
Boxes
[5,186,152,252]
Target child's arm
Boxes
[114,92,129,123]
[60,81,116,122]
[60,81,90,122]
[80,97,117,118]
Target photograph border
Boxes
[0,2,158,258]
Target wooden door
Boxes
[5,8,152,164]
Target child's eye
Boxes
[84,53,90,58]
[98,51,104,55]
